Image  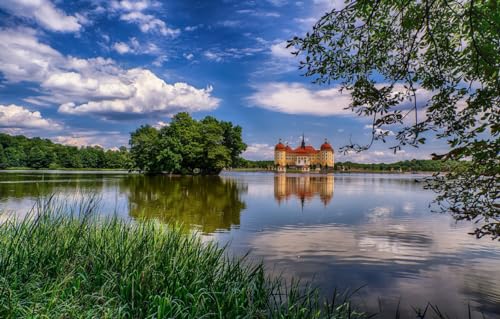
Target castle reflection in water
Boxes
[274,174,334,206]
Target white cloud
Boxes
[110,0,153,12]
[242,143,274,160]
[0,28,220,119]
[0,0,81,32]
[109,0,179,37]
[236,9,280,17]
[52,131,128,148]
[204,47,264,63]
[120,12,180,36]
[58,70,220,116]
[113,42,132,54]
[112,37,159,55]
[0,104,60,130]
[270,41,294,58]
[184,53,194,60]
[267,0,288,6]
[218,20,241,27]
[153,121,169,129]
[204,51,223,62]
[248,82,352,116]
[152,55,168,66]
[364,124,395,136]
[185,24,203,31]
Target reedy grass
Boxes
[0,197,364,319]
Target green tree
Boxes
[27,147,51,169]
[289,0,499,239]
[130,125,163,173]
[0,145,7,169]
[4,147,25,167]
[129,113,246,175]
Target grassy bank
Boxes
[0,200,362,319]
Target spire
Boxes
[301,133,306,148]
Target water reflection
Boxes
[121,175,246,233]
[274,174,334,206]
[0,171,499,318]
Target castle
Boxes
[274,135,334,172]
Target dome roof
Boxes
[275,142,286,151]
[320,140,333,151]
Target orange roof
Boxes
[320,142,333,151]
[275,142,286,151]
[289,145,319,154]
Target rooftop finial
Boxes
[301,133,306,148]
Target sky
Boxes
[0,0,447,162]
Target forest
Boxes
[0,133,130,169]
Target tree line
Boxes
[0,133,131,169]
[235,159,460,172]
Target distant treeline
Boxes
[235,159,463,172]
[0,133,130,169]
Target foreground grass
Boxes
[0,199,363,319]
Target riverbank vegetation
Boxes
[234,159,462,173]
[0,201,362,319]
[0,133,131,169]
[129,112,246,175]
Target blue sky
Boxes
[0,0,445,162]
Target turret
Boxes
[320,138,334,168]
[274,138,287,168]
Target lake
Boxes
[0,170,499,318]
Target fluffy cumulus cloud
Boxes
[0,0,81,32]
[59,70,219,116]
[110,0,179,37]
[249,82,434,117]
[248,82,352,116]
[0,104,60,130]
[0,28,220,119]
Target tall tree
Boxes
[130,125,162,173]
[289,0,499,238]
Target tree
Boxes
[129,113,246,175]
[289,0,499,238]
[129,125,163,173]
[0,145,7,169]
[27,147,51,169]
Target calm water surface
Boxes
[0,171,499,318]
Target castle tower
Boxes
[320,138,334,168]
[274,139,287,172]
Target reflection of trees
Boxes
[0,173,108,199]
[274,174,334,206]
[121,175,247,233]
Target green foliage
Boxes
[0,199,364,319]
[27,146,52,169]
[130,112,247,175]
[235,158,275,169]
[289,0,500,239]
[334,159,463,172]
[0,133,131,169]
[0,145,7,169]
